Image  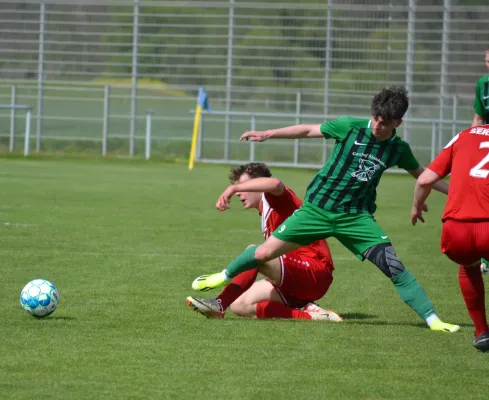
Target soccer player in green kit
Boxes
[193,86,460,333]
[471,47,489,127]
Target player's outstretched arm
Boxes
[239,124,323,142]
[411,168,442,225]
[216,178,285,211]
[407,165,448,195]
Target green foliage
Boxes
[330,23,433,93]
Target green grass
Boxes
[0,158,487,400]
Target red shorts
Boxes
[441,219,489,265]
[271,254,334,308]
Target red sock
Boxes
[458,265,489,336]
[217,267,259,310]
[255,301,312,320]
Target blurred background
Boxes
[0,0,488,168]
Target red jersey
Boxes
[259,186,333,265]
[428,124,489,222]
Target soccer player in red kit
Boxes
[412,125,489,352]
[186,163,342,321]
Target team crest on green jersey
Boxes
[351,158,380,182]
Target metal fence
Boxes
[0,0,488,168]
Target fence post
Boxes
[250,114,256,162]
[404,0,415,142]
[196,111,203,161]
[431,121,436,161]
[323,0,333,164]
[10,85,16,152]
[452,94,458,138]
[25,108,32,157]
[145,109,152,160]
[36,2,46,153]
[294,91,301,164]
[224,0,236,161]
[129,0,140,157]
[439,0,451,151]
[102,84,110,156]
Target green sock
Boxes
[225,245,260,279]
[391,269,435,320]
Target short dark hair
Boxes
[371,86,409,121]
[229,162,272,183]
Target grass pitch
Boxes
[0,158,487,399]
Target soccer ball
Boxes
[20,279,59,318]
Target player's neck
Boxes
[256,199,263,211]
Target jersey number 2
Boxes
[470,142,489,178]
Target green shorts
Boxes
[272,202,391,260]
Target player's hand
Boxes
[411,206,425,225]
[239,131,269,142]
[216,186,235,211]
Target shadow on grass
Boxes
[343,320,474,329]
[37,316,77,321]
[340,312,377,320]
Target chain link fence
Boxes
[0,0,488,167]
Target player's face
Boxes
[235,173,262,210]
[371,115,402,141]
[485,51,489,70]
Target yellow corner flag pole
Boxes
[188,88,211,171]
[188,104,202,170]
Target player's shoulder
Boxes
[478,73,489,81]
[476,73,489,86]
[345,116,370,129]
[266,184,301,204]
[460,125,489,140]
[324,116,368,125]
[390,134,411,148]
[283,185,302,202]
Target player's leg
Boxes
[442,220,489,349]
[336,212,459,332]
[192,203,330,291]
[481,258,489,275]
[191,236,298,291]
[230,279,327,320]
[187,247,288,317]
[266,254,343,322]
[458,262,489,350]
[186,266,259,318]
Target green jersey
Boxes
[305,117,419,214]
[474,73,489,124]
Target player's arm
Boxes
[407,165,449,195]
[411,168,442,225]
[472,113,485,127]
[411,141,453,225]
[239,124,322,142]
[216,178,285,211]
[472,80,485,127]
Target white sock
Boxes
[222,269,232,282]
[425,313,440,327]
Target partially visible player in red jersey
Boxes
[412,124,489,352]
[186,162,342,321]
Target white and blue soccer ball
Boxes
[20,279,59,318]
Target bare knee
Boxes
[230,297,256,318]
[245,244,269,265]
[254,246,275,263]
